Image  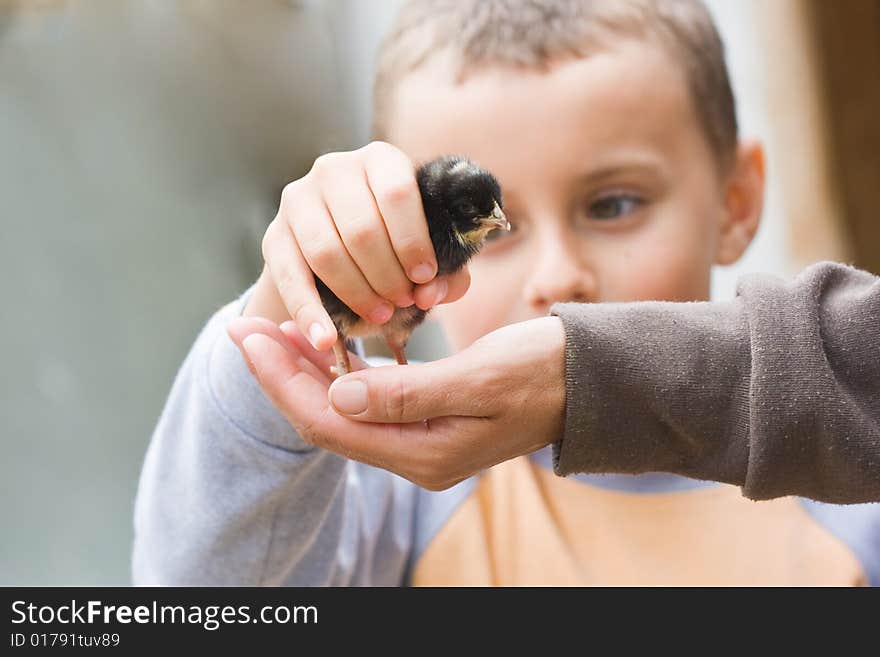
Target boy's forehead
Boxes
[386,39,709,189]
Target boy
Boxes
[133,0,879,585]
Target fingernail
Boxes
[397,292,415,308]
[330,379,368,415]
[308,322,325,349]
[410,263,435,283]
[370,302,394,324]
[280,320,296,334]
[432,278,448,306]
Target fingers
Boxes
[236,329,434,472]
[414,277,447,311]
[327,358,485,423]
[233,321,494,490]
[266,141,441,351]
[440,267,471,304]
[237,331,353,453]
[413,267,471,310]
[282,178,394,326]
[227,316,332,386]
[363,141,438,285]
[320,157,414,308]
[279,320,369,377]
[261,214,337,351]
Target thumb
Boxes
[327,357,482,423]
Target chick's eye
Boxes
[455,201,477,216]
[586,194,643,220]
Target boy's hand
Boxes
[227,315,566,490]
[244,141,470,350]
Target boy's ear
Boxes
[715,140,765,265]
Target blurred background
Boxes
[1,0,878,584]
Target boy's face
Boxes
[386,39,749,351]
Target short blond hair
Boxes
[372,0,738,172]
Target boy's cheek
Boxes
[434,212,718,350]
[597,201,719,303]
[606,235,714,303]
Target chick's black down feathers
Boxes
[316,155,505,374]
[417,156,504,274]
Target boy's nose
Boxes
[523,241,595,310]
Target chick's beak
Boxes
[481,202,510,231]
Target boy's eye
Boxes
[586,194,643,220]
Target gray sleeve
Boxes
[132,290,417,585]
[549,261,880,504]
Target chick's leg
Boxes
[390,343,408,366]
[382,329,409,366]
[330,338,352,378]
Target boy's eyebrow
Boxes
[574,155,671,187]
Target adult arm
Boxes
[550,261,880,503]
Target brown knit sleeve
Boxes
[549,261,880,504]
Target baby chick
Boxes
[316,155,508,376]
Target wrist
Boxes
[482,315,565,454]
[243,266,292,324]
[539,315,567,448]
